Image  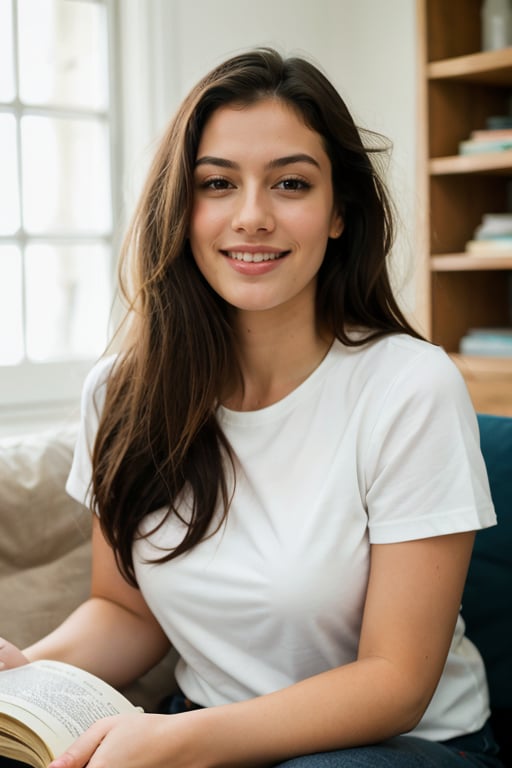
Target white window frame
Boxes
[0,0,181,436]
[0,0,120,433]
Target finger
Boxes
[0,639,28,670]
[48,720,111,768]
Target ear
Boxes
[329,211,344,239]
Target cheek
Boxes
[283,197,335,236]
[188,207,223,281]
[189,206,205,248]
[190,202,226,245]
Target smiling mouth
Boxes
[223,250,290,263]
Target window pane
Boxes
[0,0,15,102]
[21,115,112,234]
[17,0,108,110]
[0,246,23,365]
[0,114,20,234]
[25,243,111,362]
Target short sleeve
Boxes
[365,345,496,543]
[65,355,116,508]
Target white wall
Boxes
[1,1,419,438]
[119,0,419,315]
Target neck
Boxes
[224,303,332,411]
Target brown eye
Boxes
[275,178,311,191]
[201,177,233,191]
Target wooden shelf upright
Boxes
[417,0,512,415]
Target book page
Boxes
[0,710,53,767]
[0,660,140,758]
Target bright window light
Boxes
[0,0,115,405]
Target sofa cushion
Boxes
[0,427,91,647]
[462,414,512,710]
[0,427,178,711]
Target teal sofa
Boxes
[462,414,512,767]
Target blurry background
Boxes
[0,0,417,434]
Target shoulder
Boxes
[371,335,465,393]
[66,355,118,506]
[328,334,480,460]
[80,354,118,422]
[357,336,479,449]
[332,334,467,405]
[343,332,454,370]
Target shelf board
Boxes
[429,149,512,175]
[431,253,512,270]
[427,47,512,84]
[452,354,512,416]
[451,353,512,375]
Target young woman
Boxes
[0,49,502,768]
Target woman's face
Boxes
[189,98,343,317]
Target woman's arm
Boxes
[196,531,475,762]
[48,530,475,768]
[1,516,170,687]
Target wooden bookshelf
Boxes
[427,47,512,83]
[429,150,512,174]
[417,0,512,416]
[431,254,512,271]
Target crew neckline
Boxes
[218,339,344,426]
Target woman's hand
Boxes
[48,712,201,768]
[0,638,29,670]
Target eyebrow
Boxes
[195,153,321,170]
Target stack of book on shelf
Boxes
[459,115,512,155]
[465,213,512,256]
[459,328,512,357]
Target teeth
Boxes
[227,251,283,262]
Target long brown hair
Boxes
[92,48,422,584]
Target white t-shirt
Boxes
[66,334,496,741]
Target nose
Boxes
[231,187,275,234]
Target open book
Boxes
[0,660,140,768]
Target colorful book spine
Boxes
[459,139,512,155]
[460,329,512,357]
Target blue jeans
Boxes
[163,693,504,768]
[274,722,503,767]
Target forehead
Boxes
[196,98,329,162]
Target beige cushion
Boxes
[0,427,90,644]
[0,427,178,711]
